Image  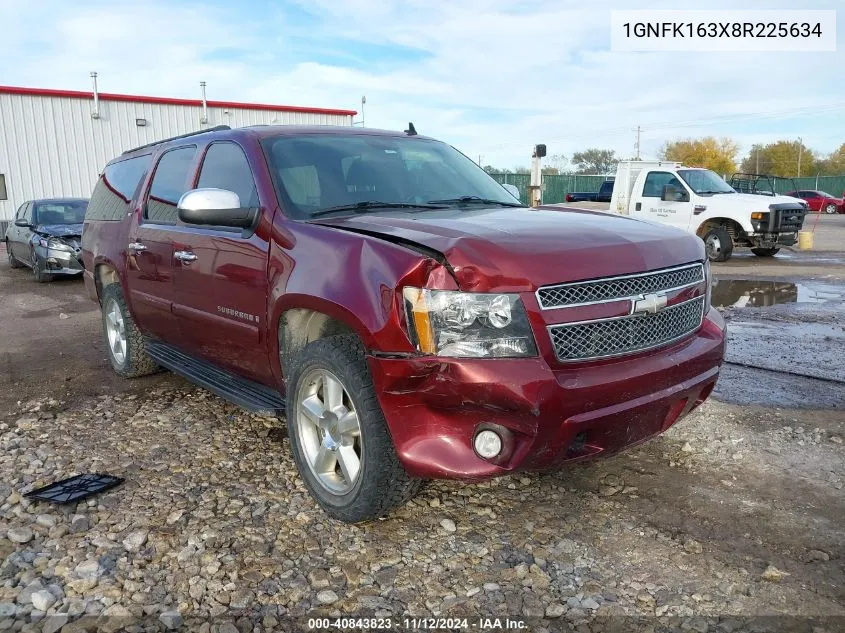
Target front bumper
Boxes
[369,308,726,480]
[37,246,84,275]
[749,232,798,247]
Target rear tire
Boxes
[703,227,733,262]
[286,334,424,522]
[6,242,23,268]
[751,247,780,257]
[824,204,838,215]
[100,283,159,378]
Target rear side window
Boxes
[197,142,259,208]
[86,154,152,221]
[146,146,197,224]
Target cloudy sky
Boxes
[1,0,842,168]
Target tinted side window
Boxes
[146,146,197,224]
[643,172,683,198]
[86,155,152,221]
[15,202,27,219]
[197,143,259,208]
[22,202,33,222]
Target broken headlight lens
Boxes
[403,288,538,358]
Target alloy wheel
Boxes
[295,368,363,495]
[104,298,127,366]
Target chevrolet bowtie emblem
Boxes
[633,292,668,314]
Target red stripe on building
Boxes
[0,85,357,116]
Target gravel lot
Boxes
[1,237,843,633]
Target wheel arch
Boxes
[695,217,745,241]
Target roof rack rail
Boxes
[122,125,231,155]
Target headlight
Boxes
[403,288,537,358]
[704,259,712,310]
[45,238,74,252]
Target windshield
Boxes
[678,169,735,195]
[262,134,523,219]
[33,201,88,225]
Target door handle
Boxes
[174,250,198,262]
[128,242,147,252]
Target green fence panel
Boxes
[490,173,845,205]
[770,176,845,196]
[489,173,531,203]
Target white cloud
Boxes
[1,0,843,167]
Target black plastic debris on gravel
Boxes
[25,473,124,504]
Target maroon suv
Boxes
[81,125,725,521]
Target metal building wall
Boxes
[0,92,354,221]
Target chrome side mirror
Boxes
[177,188,255,228]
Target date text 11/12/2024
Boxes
[307,617,528,630]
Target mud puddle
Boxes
[712,278,844,308]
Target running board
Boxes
[145,340,286,414]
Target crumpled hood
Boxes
[315,207,704,292]
[35,223,83,238]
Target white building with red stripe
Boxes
[0,85,356,222]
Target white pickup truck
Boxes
[559,161,809,262]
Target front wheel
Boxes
[286,334,424,522]
[703,227,733,262]
[100,283,159,378]
[31,252,53,283]
[824,204,838,215]
[751,247,780,257]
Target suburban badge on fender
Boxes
[633,292,668,315]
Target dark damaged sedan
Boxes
[5,198,88,282]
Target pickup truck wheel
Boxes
[287,334,424,522]
[751,247,780,257]
[824,203,838,214]
[100,284,159,378]
[6,242,24,268]
[703,227,733,262]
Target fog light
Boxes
[474,430,502,459]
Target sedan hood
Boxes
[35,223,83,237]
[315,207,704,292]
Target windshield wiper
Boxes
[697,190,733,195]
[309,201,447,218]
[426,196,524,208]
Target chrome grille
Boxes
[537,263,704,309]
[549,297,705,362]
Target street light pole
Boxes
[797,137,802,178]
[361,96,366,128]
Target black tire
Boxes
[824,204,837,215]
[100,283,159,378]
[703,227,733,262]
[751,247,780,257]
[286,334,424,522]
[31,251,53,283]
[6,242,24,268]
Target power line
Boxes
[478,102,845,153]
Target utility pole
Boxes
[797,137,802,178]
[755,148,760,173]
[635,126,641,160]
[361,96,366,127]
